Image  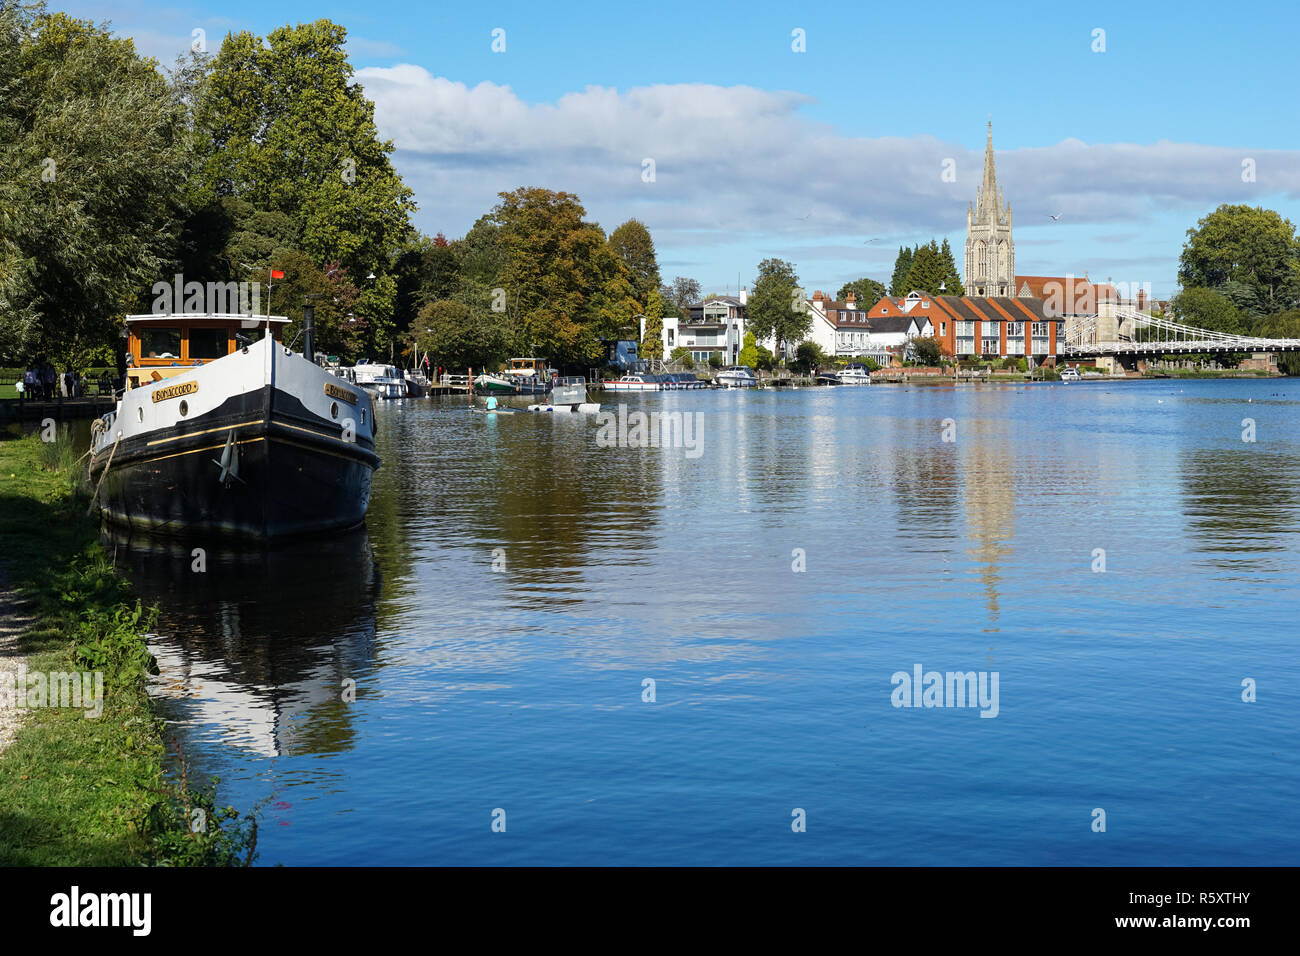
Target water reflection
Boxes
[961,419,1017,628]
[106,528,380,757]
[369,403,664,613]
[1178,448,1300,573]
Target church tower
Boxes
[965,121,1014,296]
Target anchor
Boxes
[212,431,244,486]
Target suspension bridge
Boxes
[1063,307,1300,357]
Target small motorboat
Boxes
[474,372,517,394]
[715,365,758,388]
[403,368,430,396]
[605,373,663,392]
[835,363,872,386]
[527,376,600,413]
[351,361,406,399]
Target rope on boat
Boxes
[86,432,122,517]
[87,417,108,478]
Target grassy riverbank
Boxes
[0,430,256,865]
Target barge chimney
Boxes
[303,305,315,363]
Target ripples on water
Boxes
[116,379,1300,864]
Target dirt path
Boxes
[0,570,33,753]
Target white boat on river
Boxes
[527,376,600,413]
[715,365,758,388]
[350,361,406,399]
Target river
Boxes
[111,378,1300,864]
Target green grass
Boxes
[0,433,257,866]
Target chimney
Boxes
[813,290,824,304]
[302,305,315,363]
[845,292,857,308]
[739,286,747,306]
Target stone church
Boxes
[965,122,1014,296]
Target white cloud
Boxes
[358,64,1300,258]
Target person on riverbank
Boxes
[41,363,55,401]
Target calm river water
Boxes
[116,379,1300,865]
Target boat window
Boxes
[140,327,181,360]
[188,327,228,360]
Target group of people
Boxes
[15,362,88,402]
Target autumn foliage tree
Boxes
[489,187,635,365]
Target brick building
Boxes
[865,290,1063,364]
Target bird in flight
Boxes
[1047,214,1062,222]
[863,237,881,244]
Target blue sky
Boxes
[67,0,1300,298]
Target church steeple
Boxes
[964,119,1015,297]
[975,120,1006,225]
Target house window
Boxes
[956,321,974,337]
[1032,322,1049,337]
[1006,322,1022,337]
[940,322,947,335]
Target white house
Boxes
[799,290,931,361]
[649,293,747,365]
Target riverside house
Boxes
[652,295,747,365]
[865,291,1064,365]
[804,290,928,362]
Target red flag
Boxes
[270,269,284,279]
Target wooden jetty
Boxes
[1,397,115,423]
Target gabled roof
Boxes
[869,315,921,335]
[929,296,1063,322]
[1014,275,1118,312]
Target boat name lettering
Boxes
[151,381,198,403]
[325,382,358,404]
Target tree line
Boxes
[1,4,415,368]
[0,2,693,375]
